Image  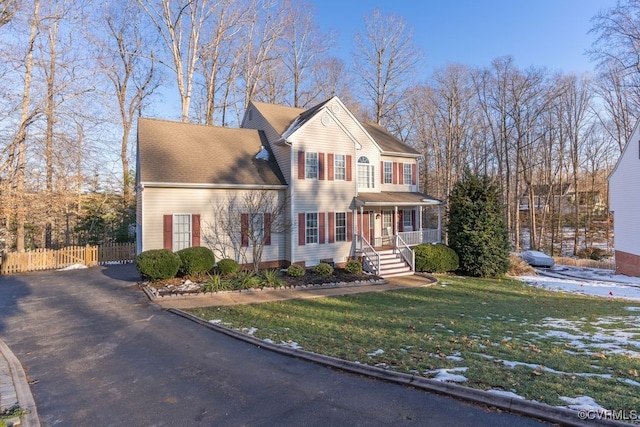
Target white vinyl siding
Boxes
[140,187,286,263]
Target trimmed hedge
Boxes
[176,246,215,276]
[217,258,239,276]
[345,260,363,274]
[414,244,459,273]
[313,262,334,276]
[135,249,181,281]
[287,264,306,277]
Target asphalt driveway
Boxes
[0,264,551,426]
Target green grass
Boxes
[0,406,25,427]
[187,275,640,412]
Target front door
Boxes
[357,211,375,244]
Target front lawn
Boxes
[187,275,640,413]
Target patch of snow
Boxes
[446,351,464,362]
[57,263,88,271]
[367,349,385,357]
[208,319,223,324]
[559,395,605,411]
[499,359,614,379]
[244,327,258,335]
[425,367,468,383]
[263,338,274,344]
[279,341,302,349]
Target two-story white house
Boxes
[136,96,443,276]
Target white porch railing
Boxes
[371,228,439,247]
[394,234,415,272]
[359,236,380,275]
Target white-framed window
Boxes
[404,163,412,185]
[357,156,374,189]
[306,213,318,244]
[251,213,264,241]
[382,211,393,236]
[403,209,413,231]
[305,152,318,179]
[335,212,346,242]
[383,161,393,184]
[334,154,346,180]
[173,214,191,251]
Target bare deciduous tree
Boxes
[353,9,421,125]
[205,190,290,272]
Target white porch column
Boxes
[394,206,398,235]
[419,206,423,231]
[437,204,442,243]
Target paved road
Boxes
[0,265,550,426]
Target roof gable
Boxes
[137,118,286,187]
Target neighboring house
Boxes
[609,121,640,276]
[519,183,606,217]
[136,96,443,276]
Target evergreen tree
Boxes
[447,170,510,277]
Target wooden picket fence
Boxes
[0,243,136,275]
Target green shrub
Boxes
[135,249,181,281]
[344,260,362,274]
[261,269,285,288]
[576,247,609,261]
[230,270,260,290]
[287,264,306,277]
[217,258,239,276]
[176,246,215,276]
[414,244,459,273]
[447,170,510,277]
[201,273,233,293]
[313,262,334,276]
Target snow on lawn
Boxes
[518,265,640,300]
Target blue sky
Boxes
[312,0,617,79]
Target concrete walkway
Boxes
[150,273,437,309]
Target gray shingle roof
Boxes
[361,122,420,155]
[137,118,286,186]
[249,101,305,134]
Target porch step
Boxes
[376,249,413,278]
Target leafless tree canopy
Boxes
[0,1,634,255]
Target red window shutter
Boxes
[398,210,403,232]
[192,214,201,247]
[393,162,398,184]
[163,215,172,250]
[399,163,404,185]
[298,151,305,180]
[318,153,325,180]
[241,213,249,247]
[298,213,305,246]
[347,212,353,241]
[412,164,417,185]
[264,213,271,246]
[319,212,325,244]
[327,154,334,181]
[328,212,335,243]
[346,155,352,181]
[380,162,384,183]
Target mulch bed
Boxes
[143,268,383,297]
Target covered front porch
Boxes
[352,192,444,276]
